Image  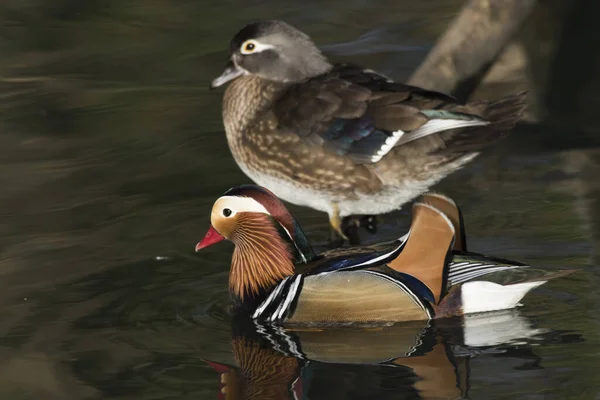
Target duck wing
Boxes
[274,63,523,165]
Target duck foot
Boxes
[340,215,378,245]
[328,203,349,248]
[341,216,361,245]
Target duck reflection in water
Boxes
[203,310,547,400]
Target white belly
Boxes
[238,165,438,218]
[236,163,331,212]
[236,155,476,218]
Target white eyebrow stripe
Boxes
[215,196,270,215]
[215,195,307,259]
[241,40,275,54]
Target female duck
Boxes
[196,184,574,324]
[211,20,527,240]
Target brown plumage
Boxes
[212,20,527,239]
[387,203,455,304]
[421,192,467,251]
[230,213,294,301]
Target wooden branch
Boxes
[408,0,536,101]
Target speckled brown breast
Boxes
[222,76,382,199]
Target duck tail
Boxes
[482,91,528,134]
[460,268,578,314]
[442,92,527,152]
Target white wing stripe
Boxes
[394,119,490,147]
[370,129,405,162]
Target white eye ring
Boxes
[240,40,274,55]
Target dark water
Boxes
[1,1,599,399]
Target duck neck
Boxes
[230,213,295,304]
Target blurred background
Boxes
[1,0,599,398]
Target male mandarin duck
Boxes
[210,20,527,240]
[195,184,575,325]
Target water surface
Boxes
[0,1,599,399]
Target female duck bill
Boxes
[211,61,245,89]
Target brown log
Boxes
[408,0,536,101]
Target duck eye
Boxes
[241,40,257,54]
[223,208,232,217]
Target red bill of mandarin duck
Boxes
[196,185,575,325]
[210,20,527,241]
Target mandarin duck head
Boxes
[211,20,332,88]
[196,185,315,303]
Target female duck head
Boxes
[211,20,332,88]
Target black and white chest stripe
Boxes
[253,275,304,321]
